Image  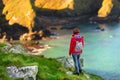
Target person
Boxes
[69,28,84,75]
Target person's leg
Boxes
[77,54,82,73]
[72,54,79,74]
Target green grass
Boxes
[0,43,103,80]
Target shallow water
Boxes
[42,22,120,80]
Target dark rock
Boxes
[0,24,28,40]
[96,27,101,30]
[60,26,76,30]
[101,28,105,31]
[50,27,57,30]
[89,16,119,23]
[42,29,51,37]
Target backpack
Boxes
[75,41,83,52]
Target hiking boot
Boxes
[73,72,80,75]
[79,70,82,73]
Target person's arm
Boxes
[69,37,76,55]
[69,38,72,55]
[81,36,84,47]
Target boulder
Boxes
[6,66,38,80]
[9,45,27,54]
[1,42,12,53]
[56,56,84,68]
[1,44,27,54]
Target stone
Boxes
[1,43,27,54]
[1,42,12,53]
[6,66,38,80]
[66,71,73,75]
[56,56,84,68]
[8,45,27,54]
[56,56,74,68]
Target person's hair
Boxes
[73,28,80,34]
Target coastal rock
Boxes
[1,42,12,53]
[56,56,84,68]
[9,45,27,54]
[23,41,51,55]
[27,44,51,55]
[1,44,27,54]
[6,66,38,80]
[56,56,74,68]
[1,41,51,55]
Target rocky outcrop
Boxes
[35,0,102,17]
[57,56,74,68]
[9,45,27,54]
[111,0,120,16]
[6,66,38,80]
[1,43,27,54]
[56,56,84,68]
[1,41,51,55]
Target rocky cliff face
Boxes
[34,0,120,18]
[111,0,120,16]
[34,0,102,17]
[1,0,120,20]
[0,0,5,24]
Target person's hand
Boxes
[69,53,71,56]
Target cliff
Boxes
[1,0,120,40]
[34,0,102,17]
[1,0,120,22]
[0,43,103,80]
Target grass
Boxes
[0,43,103,80]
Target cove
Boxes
[42,22,120,80]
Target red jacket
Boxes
[69,34,84,55]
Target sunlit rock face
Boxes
[35,0,101,16]
[2,0,35,31]
[2,0,8,4]
[35,0,74,10]
[98,0,113,17]
[0,35,7,43]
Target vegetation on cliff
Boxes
[0,43,103,80]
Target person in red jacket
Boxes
[69,28,84,75]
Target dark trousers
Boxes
[72,53,82,73]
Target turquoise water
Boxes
[42,22,120,80]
